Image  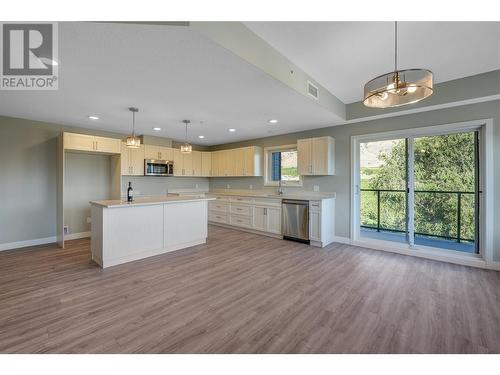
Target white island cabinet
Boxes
[90,196,215,268]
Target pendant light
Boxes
[180,119,192,154]
[363,22,433,108]
[125,107,141,148]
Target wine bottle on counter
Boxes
[127,181,134,202]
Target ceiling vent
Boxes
[307,80,319,100]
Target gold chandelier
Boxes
[180,119,192,154]
[363,22,433,108]
[125,107,141,148]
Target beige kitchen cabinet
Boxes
[182,151,193,176]
[173,149,196,176]
[297,136,335,175]
[64,132,120,154]
[93,136,121,154]
[201,152,212,177]
[210,146,262,177]
[144,145,173,161]
[232,148,244,176]
[120,142,145,176]
[242,146,262,176]
[218,150,230,176]
[210,151,219,176]
[173,149,183,176]
[192,151,203,176]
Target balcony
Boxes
[360,188,477,254]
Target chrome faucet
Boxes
[277,179,284,195]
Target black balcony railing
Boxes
[360,188,476,243]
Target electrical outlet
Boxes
[226,184,231,189]
[86,217,91,224]
[249,184,253,189]
[313,185,320,192]
[195,183,199,189]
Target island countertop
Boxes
[90,195,215,208]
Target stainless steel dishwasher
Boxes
[282,199,309,243]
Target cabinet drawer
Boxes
[253,198,281,207]
[209,201,229,213]
[207,195,230,202]
[309,200,321,211]
[230,204,252,216]
[209,212,229,224]
[229,196,254,204]
[230,215,252,228]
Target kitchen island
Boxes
[90,195,215,268]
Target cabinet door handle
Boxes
[264,208,267,215]
[95,141,98,150]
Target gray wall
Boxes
[0,116,208,245]
[64,152,112,234]
[210,100,500,261]
[121,176,209,196]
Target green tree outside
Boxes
[360,132,476,242]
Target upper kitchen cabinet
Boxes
[211,146,262,177]
[297,136,335,175]
[121,142,145,176]
[144,144,173,161]
[192,151,203,177]
[63,132,121,154]
[173,148,196,176]
[201,152,212,177]
[242,146,262,176]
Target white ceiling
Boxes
[1,22,499,145]
[245,21,500,104]
[0,22,340,146]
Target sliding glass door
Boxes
[359,138,408,244]
[358,130,480,254]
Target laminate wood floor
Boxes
[1,226,500,353]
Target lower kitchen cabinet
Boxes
[208,195,281,237]
[253,206,281,234]
[309,199,335,247]
[207,194,335,247]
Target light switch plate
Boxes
[226,184,230,189]
[249,184,253,189]
[86,217,91,223]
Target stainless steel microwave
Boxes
[144,159,174,176]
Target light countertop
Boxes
[90,195,215,208]
[207,189,336,201]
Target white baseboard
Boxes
[487,261,500,271]
[102,238,207,268]
[351,238,493,270]
[0,236,56,252]
[65,231,91,240]
[209,222,282,239]
[332,236,352,245]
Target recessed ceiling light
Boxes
[228,128,236,132]
[88,115,99,120]
[152,127,161,131]
[268,119,278,124]
[198,135,205,139]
